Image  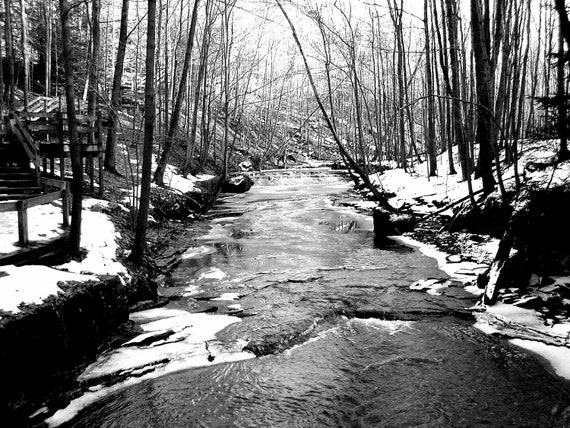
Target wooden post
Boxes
[89,156,95,193]
[57,111,65,179]
[97,111,104,197]
[98,154,104,197]
[62,181,70,227]
[17,199,29,245]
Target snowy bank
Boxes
[370,142,570,383]
[0,198,128,318]
[46,307,253,427]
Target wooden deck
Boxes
[0,100,108,264]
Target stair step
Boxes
[0,194,41,201]
[0,172,36,180]
[0,171,35,176]
[0,180,37,187]
[0,186,41,194]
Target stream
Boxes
[59,174,570,427]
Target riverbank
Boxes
[42,169,570,427]
[371,140,570,383]
[2,140,569,424]
[0,146,219,422]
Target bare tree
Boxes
[424,0,437,176]
[59,0,84,255]
[104,0,130,174]
[88,0,101,119]
[20,0,30,110]
[4,0,15,110]
[557,11,570,159]
[184,0,214,176]
[275,0,392,208]
[131,0,157,264]
[154,0,201,186]
[471,0,495,195]
[445,0,469,180]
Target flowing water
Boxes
[65,175,570,427]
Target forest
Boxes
[1,0,570,259]
[3,1,570,424]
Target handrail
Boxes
[6,113,42,175]
[0,178,70,245]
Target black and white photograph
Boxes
[0,0,570,426]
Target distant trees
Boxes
[104,0,130,174]
[154,0,200,186]
[1,0,569,257]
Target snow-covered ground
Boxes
[369,141,570,382]
[123,153,214,206]
[0,198,126,319]
[0,201,65,255]
[0,159,203,319]
[2,141,569,424]
[45,308,254,427]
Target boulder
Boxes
[222,174,254,193]
[373,207,415,236]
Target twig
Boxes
[416,187,486,225]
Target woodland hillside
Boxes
[1,0,570,261]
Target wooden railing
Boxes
[18,110,105,197]
[5,113,42,175]
[0,177,70,245]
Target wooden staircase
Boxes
[0,139,41,201]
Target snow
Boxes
[46,308,253,427]
[480,302,570,339]
[0,202,65,255]
[373,141,570,384]
[198,267,227,280]
[212,292,240,301]
[510,339,570,380]
[57,200,129,280]
[181,245,217,259]
[0,265,97,315]
[122,157,215,205]
[397,234,490,287]
[373,146,481,212]
[0,198,127,318]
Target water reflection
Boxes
[66,178,570,427]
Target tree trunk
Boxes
[424,0,437,176]
[44,0,52,98]
[4,0,15,110]
[104,0,129,174]
[388,0,407,171]
[445,0,468,181]
[88,0,100,147]
[184,0,212,176]
[59,0,83,255]
[555,0,570,48]
[131,0,157,264]
[20,0,30,111]
[433,0,456,175]
[154,0,200,186]
[558,22,569,159]
[471,0,495,195]
[0,1,4,111]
